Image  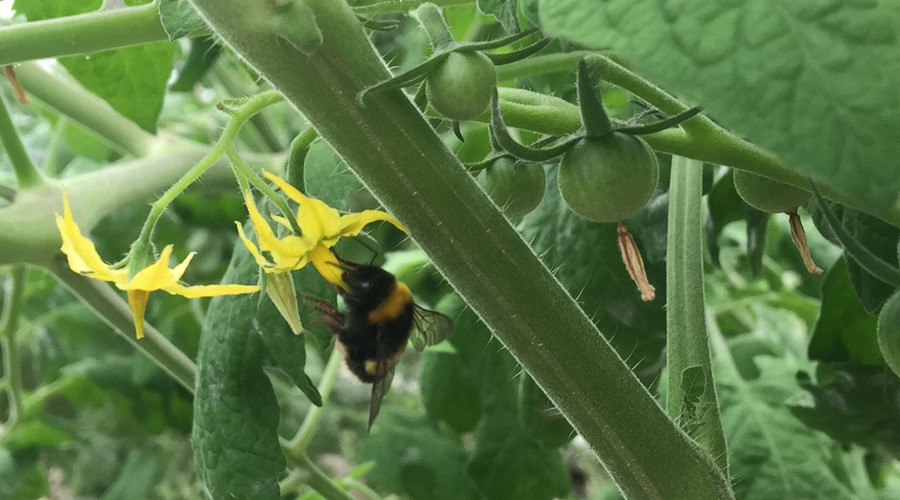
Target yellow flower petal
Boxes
[336,210,408,239]
[236,222,274,269]
[263,172,339,241]
[309,245,346,289]
[244,193,313,270]
[170,251,196,281]
[127,289,149,339]
[165,283,261,298]
[56,192,128,282]
[122,245,180,291]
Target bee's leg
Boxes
[299,295,343,330]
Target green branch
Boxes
[48,261,197,393]
[352,0,474,14]
[0,266,27,426]
[0,3,168,66]
[14,62,156,157]
[0,92,46,189]
[666,156,730,476]
[185,0,733,497]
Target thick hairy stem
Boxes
[185,0,734,497]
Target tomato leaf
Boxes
[361,408,480,500]
[419,350,482,433]
[158,0,210,41]
[192,235,284,500]
[537,0,900,209]
[808,259,883,365]
[254,286,322,406]
[718,356,857,499]
[477,0,521,33]
[706,170,744,266]
[13,0,173,132]
[790,363,900,460]
[808,200,900,314]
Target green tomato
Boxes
[877,290,900,379]
[557,133,659,222]
[479,158,546,217]
[733,170,810,213]
[426,51,496,121]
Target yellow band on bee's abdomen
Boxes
[367,282,412,324]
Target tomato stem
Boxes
[576,59,613,138]
[416,3,456,51]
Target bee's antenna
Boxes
[350,235,380,265]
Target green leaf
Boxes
[361,408,480,500]
[517,374,574,448]
[746,208,769,278]
[255,283,322,406]
[419,350,481,433]
[100,450,159,500]
[158,0,210,41]
[59,42,175,132]
[12,0,173,132]
[718,356,857,500]
[790,363,900,460]
[477,0,521,33]
[706,170,744,266]
[192,230,284,500]
[808,259,883,365]
[520,170,667,384]
[0,451,48,500]
[12,0,101,18]
[468,411,570,500]
[808,200,900,313]
[537,0,900,209]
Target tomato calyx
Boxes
[489,58,702,165]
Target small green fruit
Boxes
[426,51,496,121]
[479,158,546,217]
[733,170,810,213]
[877,290,900,379]
[557,133,659,222]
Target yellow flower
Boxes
[56,192,260,339]
[237,172,407,287]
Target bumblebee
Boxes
[310,258,453,429]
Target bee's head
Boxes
[341,264,397,306]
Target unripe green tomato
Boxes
[877,290,900,379]
[479,158,546,217]
[557,133,659,222]
[733,170,810,213]
[426,51,496,121]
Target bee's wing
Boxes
[368,368,394,432]
[409,306,454,351]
